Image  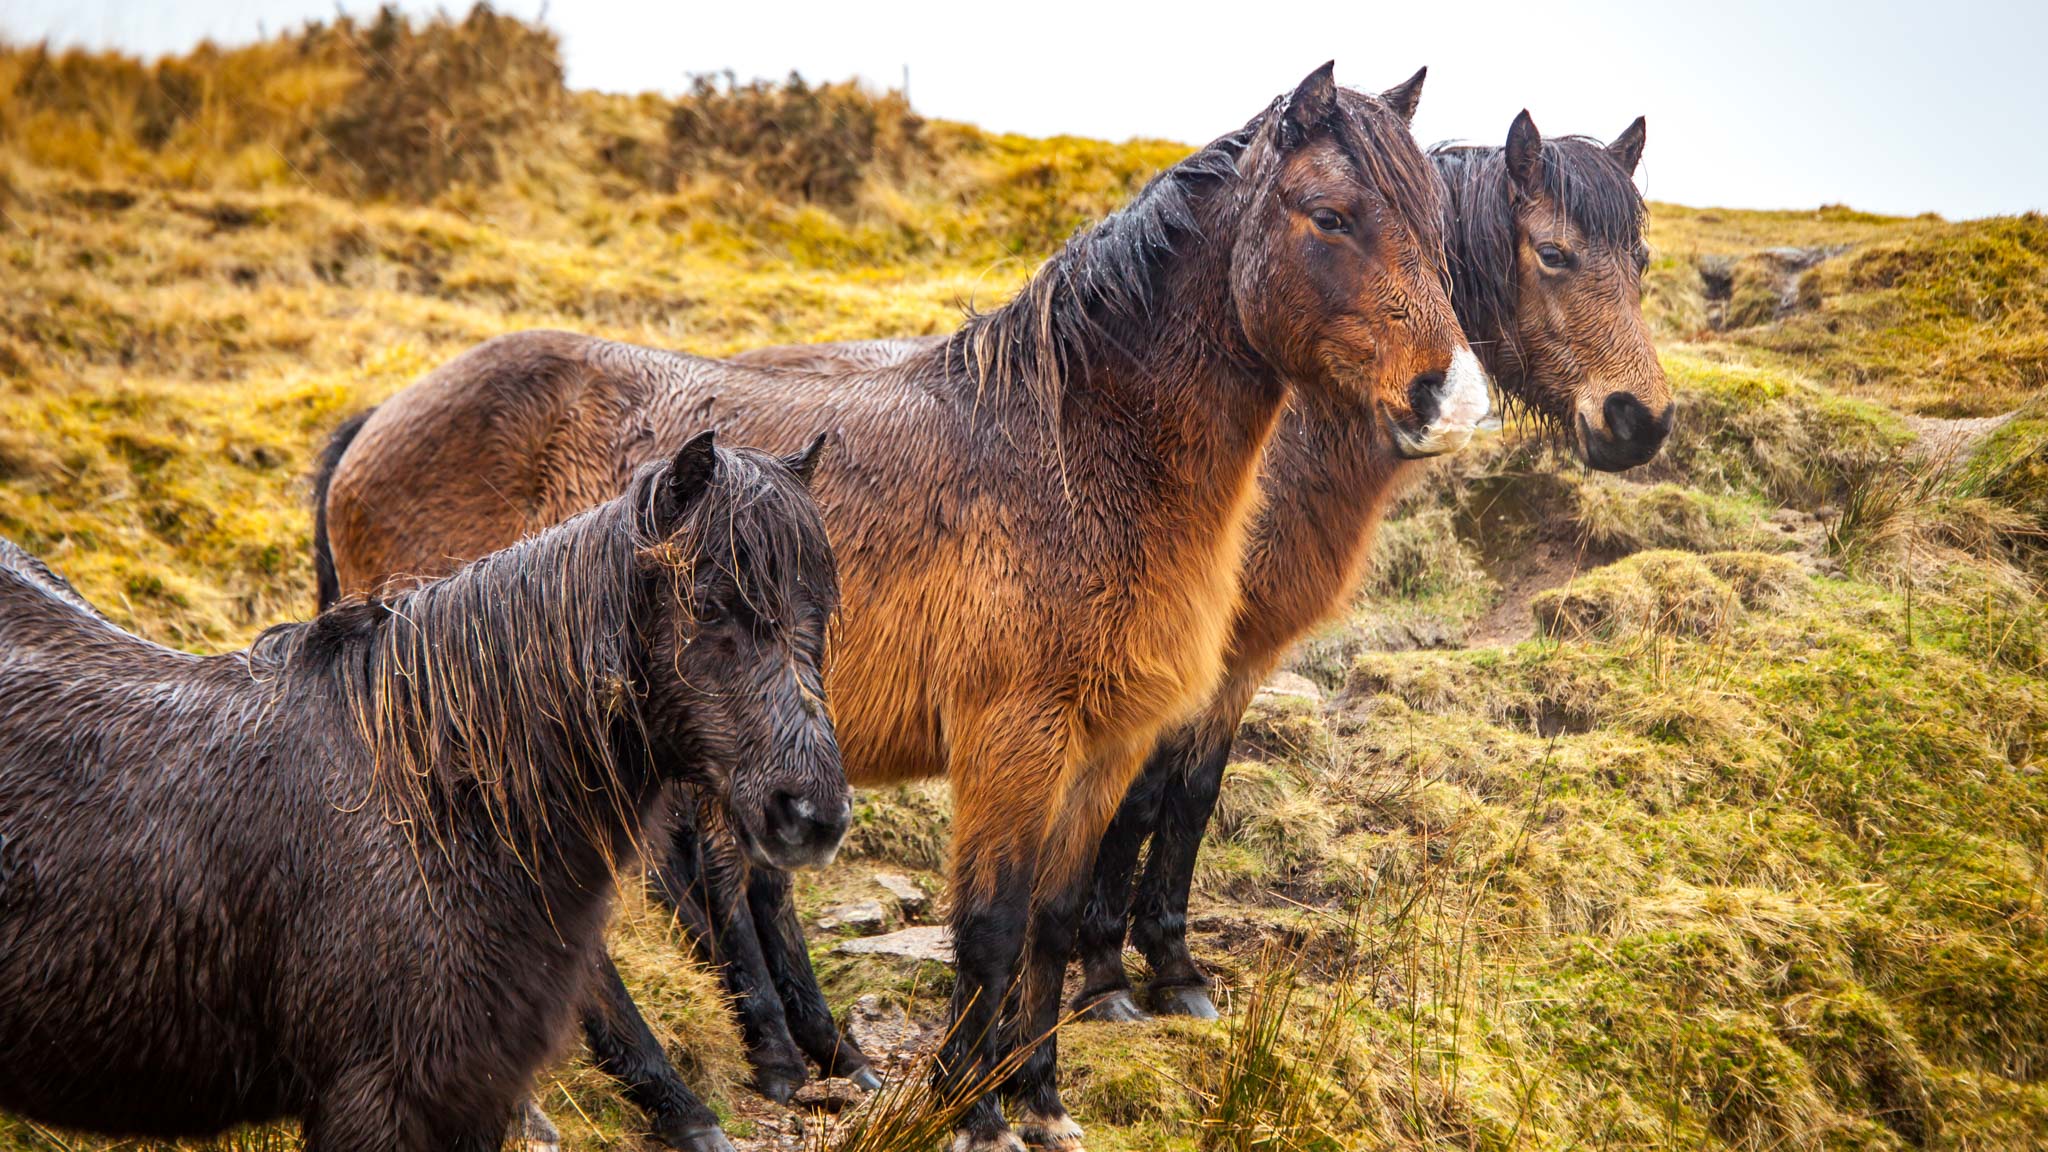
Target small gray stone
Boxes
[816,899,890,935]
[872,871,928,915]
[835,925,953,964]
[1257,670,1323,705]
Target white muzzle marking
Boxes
[1402,347,1491,456]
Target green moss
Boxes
[1653,347,1913,506]
[1727,215,2048,416]
[1530,550,1803,642]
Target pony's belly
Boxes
[0,1028,294,1138]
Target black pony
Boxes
[0,432,845,1151]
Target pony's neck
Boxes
[963,188,1286,522]
[1088,246,1285,490]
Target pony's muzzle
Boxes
[1390,347,1491,459]
[755,785,852,871]
[1578,391,1675,472]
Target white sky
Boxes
[6,0,2043,219]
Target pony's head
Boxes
[1233,64,1486,458]
[635,431,851,871]
[1440,113,1671,471]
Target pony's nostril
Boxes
[1582,392,1675,472]
[1407,371,1446,427]
[768,787,850,851]
[1601,391,1671,445]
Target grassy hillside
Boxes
[3,9,2046,1151]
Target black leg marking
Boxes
[748,864,877,1083]
[583,950,731,1149]
[939,868,1031,1150]
[1129,729,1235,1018]
[652,790,810,1102]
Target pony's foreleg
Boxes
[938,720,1067,1152]
[1004,742,1157,1151]
[1126,718,1238,1020]
[747,863,882,1089]
[301,1067,420,1152]
[649,789,811,1103]
[582,950,737,1152]
[1070,729,1200,1023]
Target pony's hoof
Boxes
[1014,1110,1087,1150]
[949,1131,1029,1152]
[1148,984,1220,1020]
[849,1064,885,1093]
[1073,989,1151,1024]
[670,1125,738,1152]
[751,1063,807,1104]
[508,1098,561,1152]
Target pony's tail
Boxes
[310,408,374,612]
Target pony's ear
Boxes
[658,430,719,523]
[1608,115,1647,175]
[1381,67,1427,126]
[1281,61,1338,149]
[1505,109,1544,192]
[785,431,830,487]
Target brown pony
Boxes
[0,436,841,1151]
[685,109,1671,1060]
[314,65,1479,1150]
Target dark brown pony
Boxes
[681,110,1671,1060]
[0,435,841,1151]
[314,65,1479,1150]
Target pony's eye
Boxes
[1536,243,1572,270]
[1309,208,1349,234]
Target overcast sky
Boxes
[6,0,2043,219]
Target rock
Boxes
[791,1076,866,1113]
[1256,670,1323,705]
[845,993,937,1056]
[872,871,928,916]
[835,925,953,964]
[816,899,890,935]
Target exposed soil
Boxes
[1903,411,2017,464]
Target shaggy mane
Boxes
[947,86,1446,430]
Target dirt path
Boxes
[1903,411,2016,464]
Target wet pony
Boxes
[0,435,842,1152]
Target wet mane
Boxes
[255,447,834,862]
[1432,136,1646,420]
[949,87,1444,426]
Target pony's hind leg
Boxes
[1071,730,1199,1023]
[583,950,736,1151]
[748,863,882,1089]
[649,790,811,1102]
[1126,726,1237,1020]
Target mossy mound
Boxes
[1532,550,1805,641]
[1727,215,2048,416]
